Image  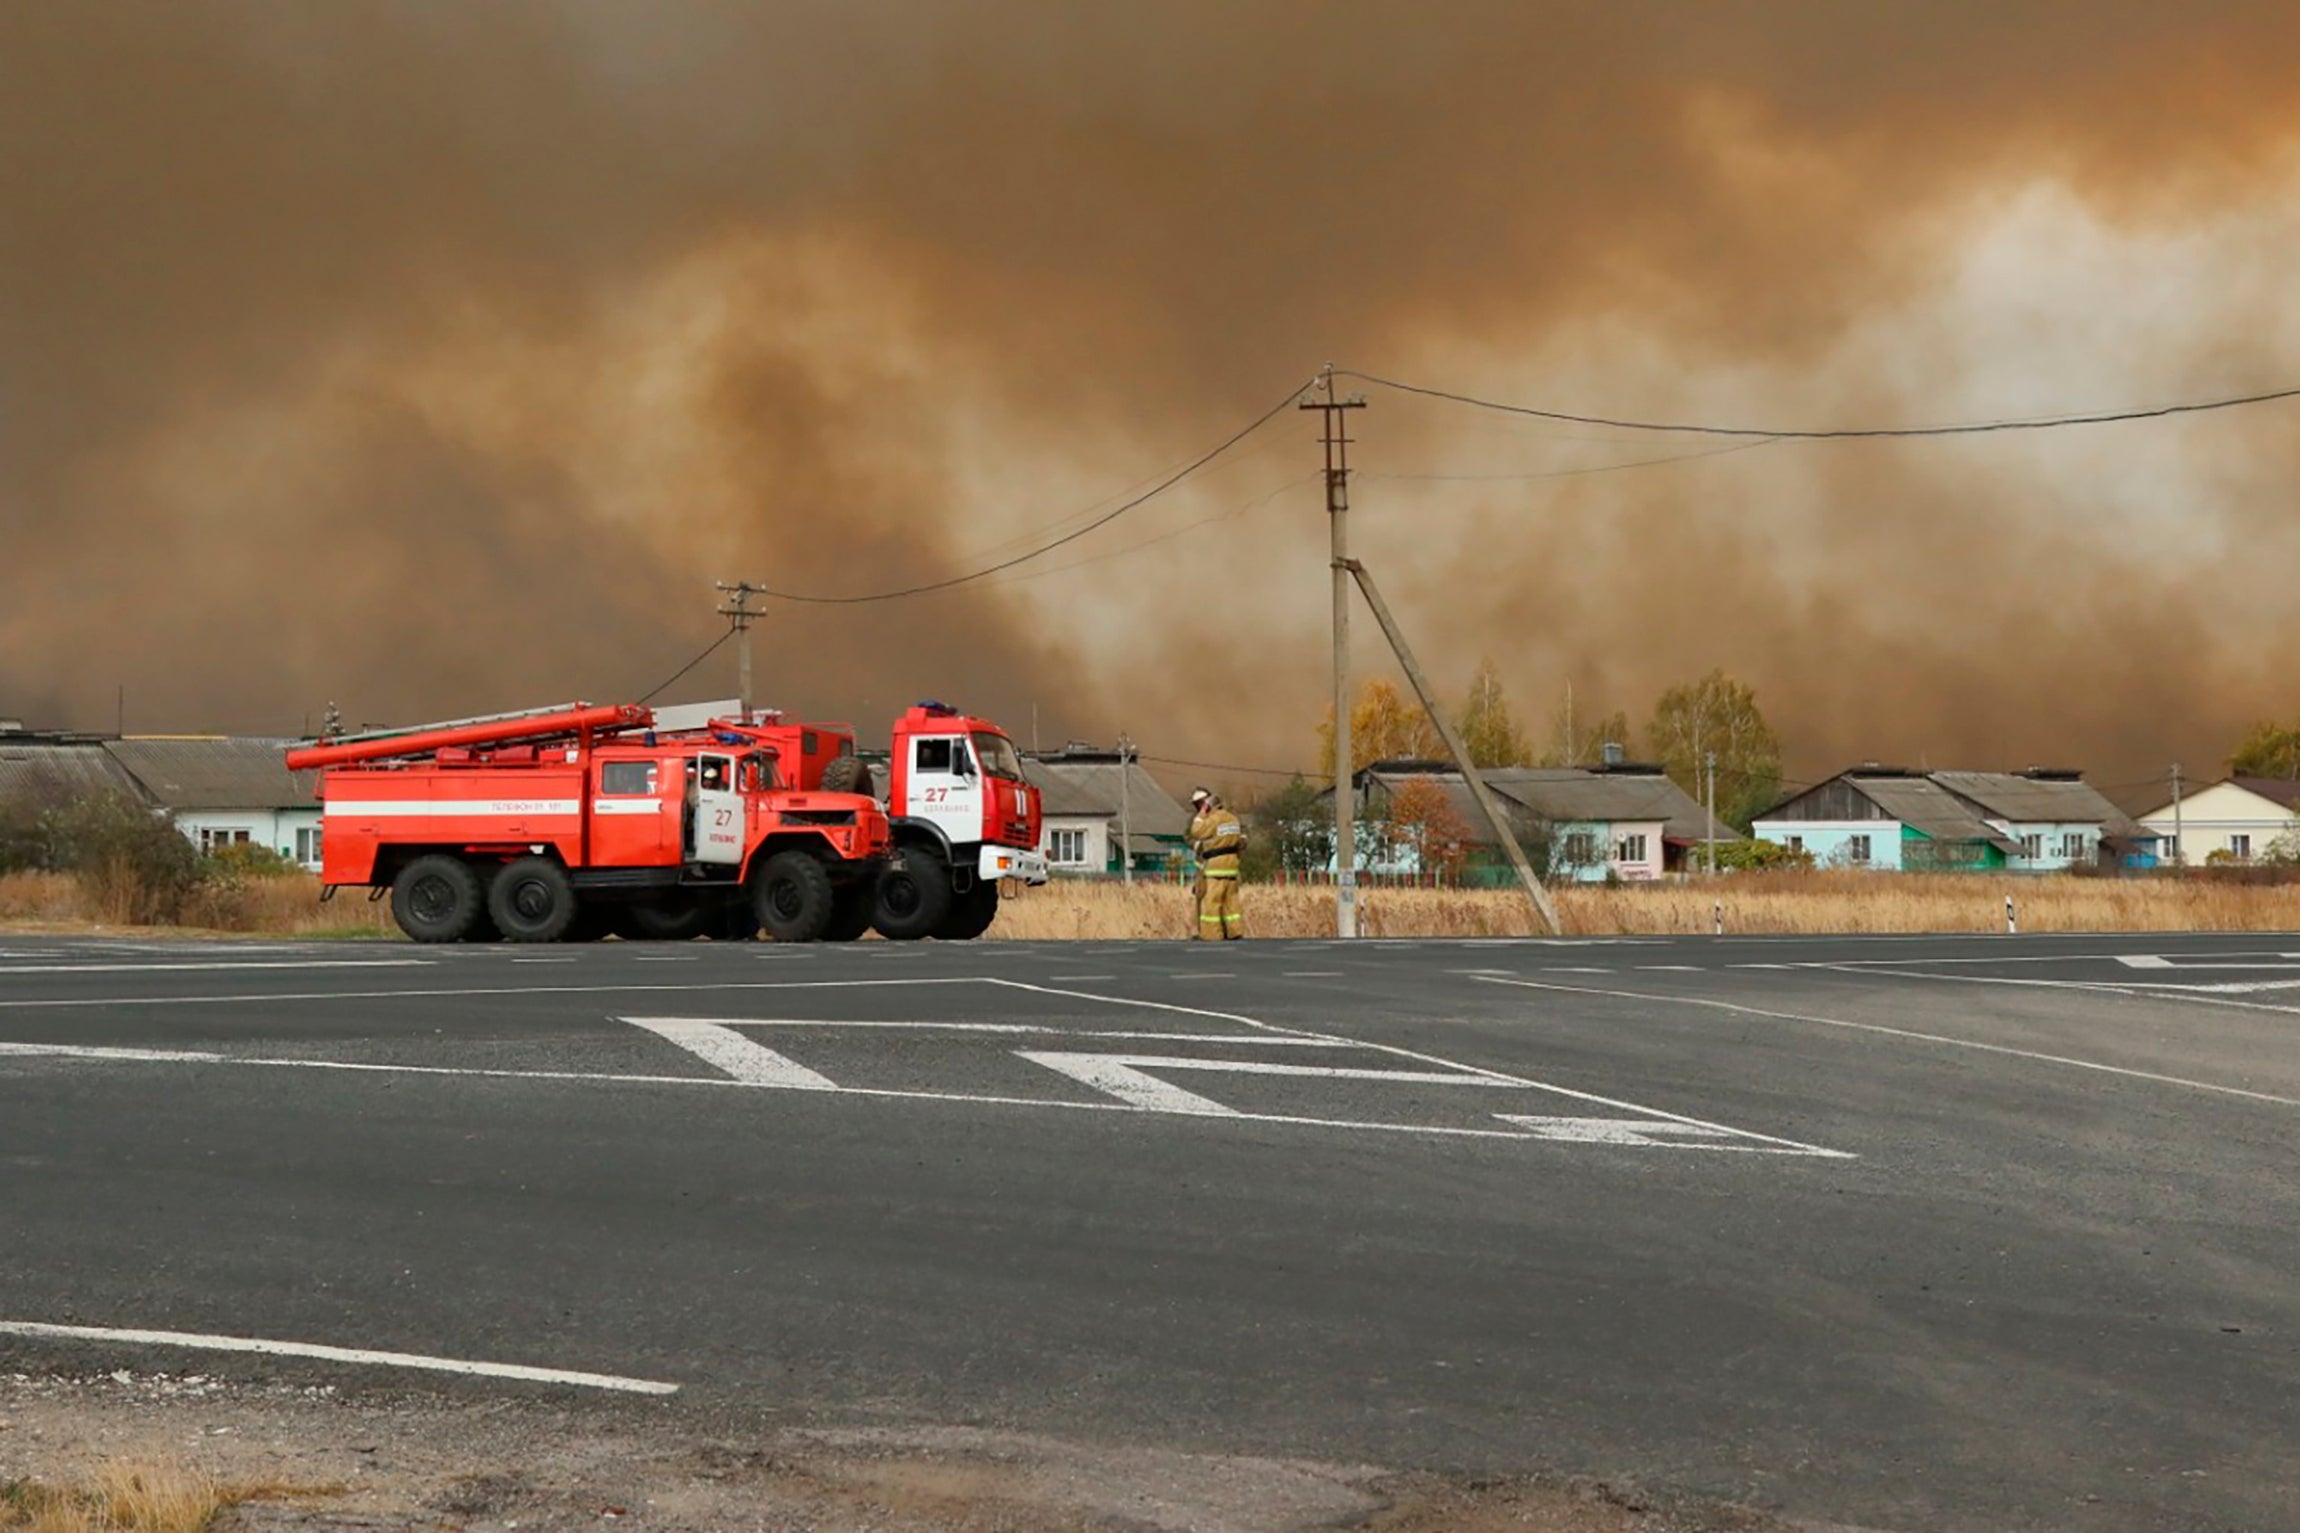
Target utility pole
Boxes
[1302,365,1367,938]
[2170,762,2185,871]
[714,581,768,719]
[1705,750,1718,875]
[1118,732,1135,888]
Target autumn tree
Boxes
[1538,682,1631,768]
[1456,657,1531,768]
[2227,716,2300,779]
[1316,677,1443,776]
[1384,777,1475,882]
[1643,668,1783,833]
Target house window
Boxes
[2059,832,2088,860]
[1847,833,1872,864]
[295,826,323,865]
[2019,833,2042,859]
[1048,827,1090,865]
[1561,832,1598,867]
[2230,834,2252,859]
[1615,832,1648,864]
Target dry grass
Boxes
[993,869,2300,939]
[6,866,2296,941]
[1,1463,226,1533]
[0,870,394,939]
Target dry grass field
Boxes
[4,867,2296,941]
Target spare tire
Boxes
[820,754,876,798]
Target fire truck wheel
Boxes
[820,754,876,798]
[753,850,835,942]
[488,855,578,943]
[390,855,485,943]
[935,880,999,941]
[870,846,952,941]
[820,880,873,942]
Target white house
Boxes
[2136,777,2300,864]
[104,738,325,867]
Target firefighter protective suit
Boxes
[1188,802,1247,940]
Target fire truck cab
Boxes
[287,703,890,944]
[870,702,1048,941]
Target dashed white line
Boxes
[0,1321,677,1395]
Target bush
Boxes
[44,791,200,924]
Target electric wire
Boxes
[1340,369,2300,440]
[768,383,1312,605]
[636,629,733,705]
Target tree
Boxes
[2228,717,2300,779]
[1456,657,1530,768]
[1643,669,1783,833]
[1537,682,1631,768]
[1384,777,1474,881]
[1316,678,1443,775]
[1243,775,1333,878]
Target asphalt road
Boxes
[2,929,2295,1531]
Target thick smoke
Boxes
[4,2,2297,792]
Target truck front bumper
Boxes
[979,846,1049,886]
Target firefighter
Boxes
[1187,787,1247,940]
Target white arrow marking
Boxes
[624,1018,838,1089]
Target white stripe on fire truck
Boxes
[326,800,582,817]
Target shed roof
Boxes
[1367,767,1719,843]
[1023,754,1190,838]
[1930,771,2143,838]
[1847,776,2022,854]
[0,743,143,806]
[103,738,316,811]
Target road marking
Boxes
[1477,975,2300,1108]
[622,1018,837,1089]
[1496,1116,1736,1145]
[0,960,431,975]
[1014,1053,1240,1115]
[0,1321,677,1395]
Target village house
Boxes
[1021,743,1191,876]
[1754,766,2153,872]
[1337,759,1719,882]
[2135,776,2300,864]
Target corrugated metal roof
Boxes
[0,743,143,805]
[1930,771,2142,837]
[1849,776,2021,853]
[1024,757,1190,836]
[103,737,317,811]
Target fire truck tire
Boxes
[870,846,951,941]
[821,880,873,942]
[390,855,485,943]
[753,851,835,942]
[624,895,714,941]
[820,754,876,798]
[935,880,999,941]
[488,856,578,943]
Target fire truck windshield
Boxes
[970,732,1023,781]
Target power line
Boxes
[1341,368,2300,440]
[769,383,1311,605]
[637,629,732,704]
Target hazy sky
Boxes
[5,3,2296,798]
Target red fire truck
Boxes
[285,702,891,944]
[710,701,1049,941]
